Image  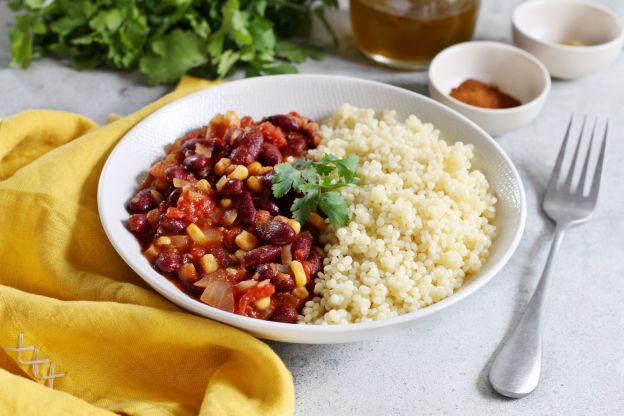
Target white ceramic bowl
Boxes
[98,75,526,344]
[512,0,624,79]
[428,41,550,136]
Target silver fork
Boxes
[489,115,609,398]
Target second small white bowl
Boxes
[428,41,550,136]
[512,0,624,79]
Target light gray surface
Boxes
[2,1,623,415]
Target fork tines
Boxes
[548,114,608,198]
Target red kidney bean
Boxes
[255,220,296,245]
[220,178,244,197]
[292,232,313,262]
[222,227,241,251]
[277,189,303,216]
[183,154,209,173]
[210,139,231,161]
[264,114,301,132]
[166,188,182,207]
[160,216,186,233]
[307,249,324,279]
[128,189,155,213]
[252,197,280,215]
[128,214,149,233]
[257,170,275,190]
[181,138,211,154]
[301,125,321,146]
[255,263,278,281]
[237,192,256,227]
[259,142,283,166]
[230,127,263,165]
[154,251,181,273]
[242,246,281,268]
[211,246,235,268]
[272,303,298,323]
[274,275,296,293]
[164,166,188,184]
[281,137,307,157]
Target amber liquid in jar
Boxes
[350,0,480,69]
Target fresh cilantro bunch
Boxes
[272,154,359,227]
[8,0,338,85]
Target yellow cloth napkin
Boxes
[0,77,294,416]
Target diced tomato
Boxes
[260,122,287,147]
[240,116,254,128]
[236,282,275,317]
[166,207,186,219]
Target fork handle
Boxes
[489,225,567,398]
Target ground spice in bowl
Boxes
[450,79,521,109]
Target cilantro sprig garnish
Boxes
[272,154,359,227]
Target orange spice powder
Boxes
[450,79,521,109]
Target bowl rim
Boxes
[98,74,527,338]
[428,41,551,116]
[512,0,624,51]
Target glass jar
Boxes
[349,0,481,70]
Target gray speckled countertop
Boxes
[2,1,623,415]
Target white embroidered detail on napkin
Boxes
[3,332,66,388]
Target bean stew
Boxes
[126,111,326,323]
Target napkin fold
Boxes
[0,77,294,416]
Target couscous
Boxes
[302,105,497,324]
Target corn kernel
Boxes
[195,143,212,158]
[220,198,232,208]
[235,230,259,251]
[173,178,190,188]
[197,179,211,191]
[149,189,163,203]
[292,287,309,299]
[179,263,197,281]
[246,176,262,193]
[214,158,231,175]
[234,250,246,260]
[225,164,237,175]
[215,175,228,192]
[143,244,159,261]
[228,165,249,180]
[247,161,262,176]
[156,236,171,246]
[291,260,307,287]
[287,219,301,235]
[222,209,237,226]
[254,296,271,310]
[199,254,218,274]
[258,166,274,175]
[186,223,207,244]
[308,212,326,230]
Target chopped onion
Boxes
[200,278,234,312]
[194,269,227,287]
[281,244,292,265]
[169,235,190,249]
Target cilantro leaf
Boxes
[319,192,350,226]
[139,29,208,85]
[291,188,319,224]
[272,153,359,228]
[272,162,303,198]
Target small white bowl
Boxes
[512,0,624,79]
[428,41,550,136]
